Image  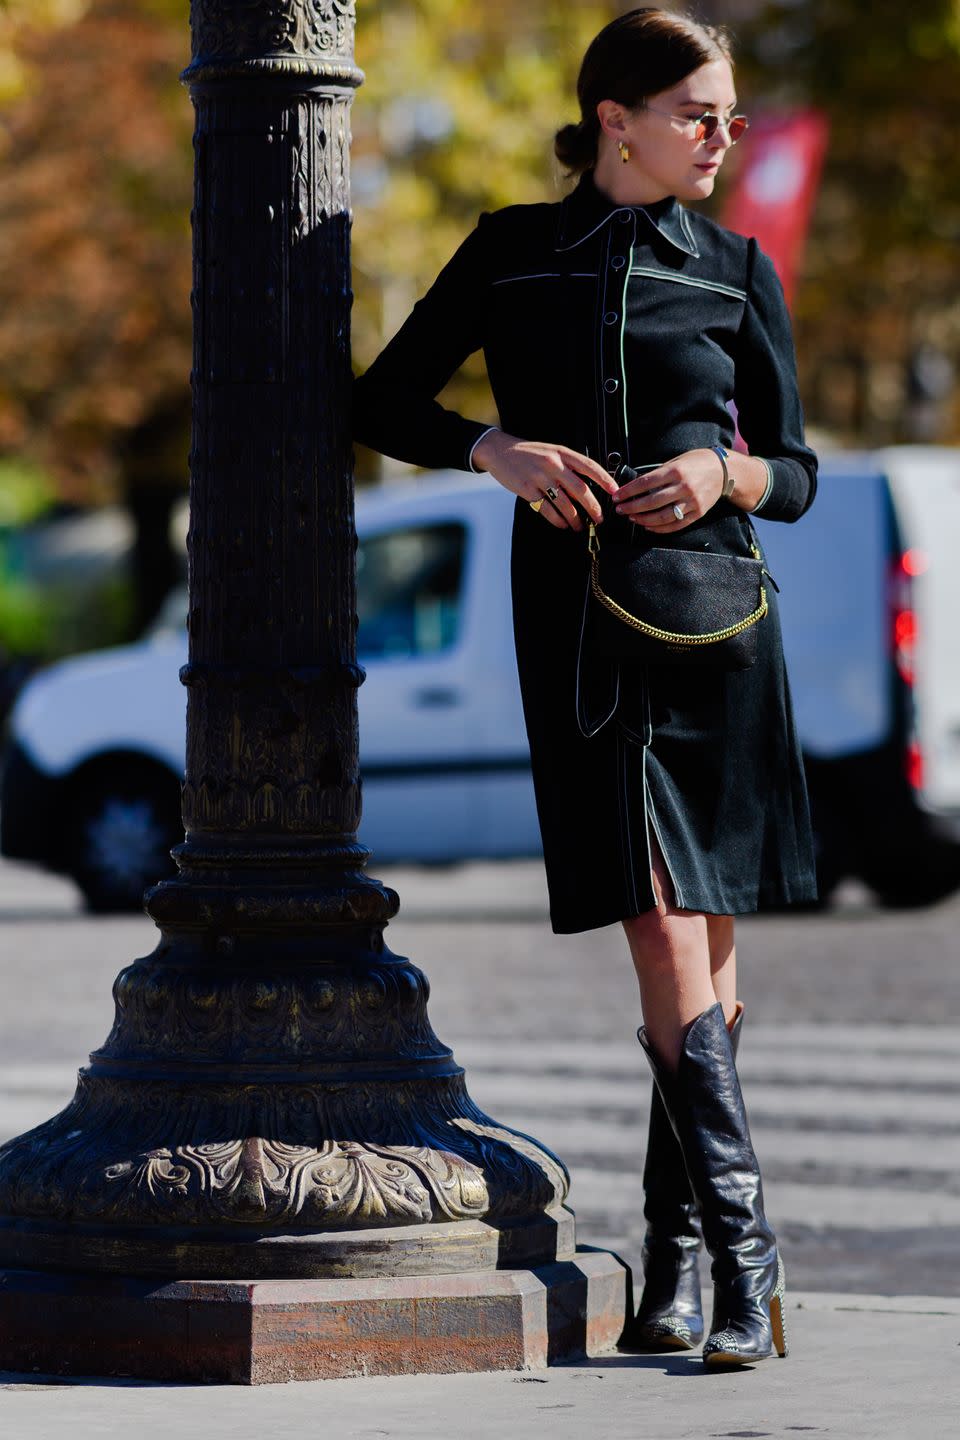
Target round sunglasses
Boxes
[644,106,750,145]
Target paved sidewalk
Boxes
[2,858,958,1429]
[2,1292,958,1439]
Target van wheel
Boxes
[66,765,181,913]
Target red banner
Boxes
[721,109,829,311]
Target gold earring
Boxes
[618,139,630,163]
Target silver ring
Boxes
[672,503,684,521]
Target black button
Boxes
[617,211,632,223]
[611,255,626,269]
[607,451,622,468]
[603,378,619,393]
[603,311,618,325]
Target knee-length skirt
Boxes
[510,494,818,934]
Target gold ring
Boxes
[529,497,545,513]
[545,486,559,502]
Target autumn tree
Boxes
[0,0,193,631]
[1,0,958,651]
[721,0,960,442]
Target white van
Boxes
[758,446,960,905]
[3,448,959,910]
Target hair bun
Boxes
[554,119,594,173]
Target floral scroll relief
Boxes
[191,1,357,63]
[104,1137,492,1226]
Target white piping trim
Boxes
[618,730,641,913]
[629,266,747,300]
[575,570,619,738]
[557,201,699,257]
[619,231,634,441]
[751,458,776,514]
[646,778,686,911]
[555,211,628,251]
[597,227,613,468]
[467,425,499,472]
[679,207,700,257]
[491,271,596,285]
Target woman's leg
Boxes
[628,846,785,1366]
[707,915,737,1024]
[622,839,716,1070]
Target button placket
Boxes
[599,213,635,476]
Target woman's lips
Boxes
[695,162,719,172]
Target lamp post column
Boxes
[0,0,628,1382]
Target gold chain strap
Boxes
[587,523,768,648]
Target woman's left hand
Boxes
[613,449,726,531]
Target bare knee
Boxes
[623,907,673,969]
[622,904,692,984]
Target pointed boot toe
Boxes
[631,1230,705,1350]
[702,1254,788,1367]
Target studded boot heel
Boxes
[631,1002,744,1351]
[638,1001,787,1369]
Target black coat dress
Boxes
[353,168,819,933]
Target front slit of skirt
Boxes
[616,726,688,914]
[645,774,687,911]
[616,727,656,913]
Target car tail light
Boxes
[905,739,924,791]
[889,549,927,791]
[889,551,924,687]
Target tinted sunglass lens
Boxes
[728,116,749,142]
[696,114,720,141]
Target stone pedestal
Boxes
[0,1248,629,1383]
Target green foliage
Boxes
[0,0,90,103]
[0,458,56,526]
[351,2,628,473]
[2,0,959,508]
[0,565,134,659]
[352,0,960,446]
[732,0,960,439]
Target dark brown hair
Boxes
[554,8,733,175]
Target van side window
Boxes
[356,523,466,658]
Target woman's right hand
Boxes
[471,428,618,532]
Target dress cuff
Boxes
[467,426,500,473]
[750,458,775,515]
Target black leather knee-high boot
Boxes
[638,1001,787,1368]
[631,1003,744,1350]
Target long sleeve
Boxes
[734,239,818,522]
[352,213,495,471]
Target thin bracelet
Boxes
[711,444,735,498]
[751,458,775,514]
[468,425,500,473]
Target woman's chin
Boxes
[684,171,718,200]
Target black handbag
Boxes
[586,507,770,670]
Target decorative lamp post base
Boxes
[0,3,636,1382]
[0,1251,628,1383]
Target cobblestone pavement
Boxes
[0,857,958,1297]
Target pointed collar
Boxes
[554,168,699,258]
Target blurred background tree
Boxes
[718,0,960,446]
[0,1,958,655]
[0,0,191,645]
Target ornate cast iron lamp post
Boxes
[0,1,626,1382]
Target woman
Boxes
[353,8,816,1369]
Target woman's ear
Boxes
[596,99,628,143]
